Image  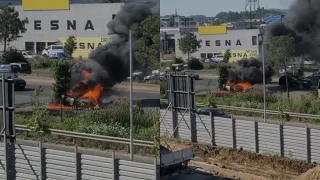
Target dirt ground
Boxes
[162,140,316,180]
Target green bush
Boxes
[160,80,168,99]
[0,47,27,64]
[16,99,159,141]
[204,89,320,115]
[188,59,203,70]
[203,63,218,69]
[174,57,184,64]
[28,57,53,69]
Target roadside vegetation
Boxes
[16,88,160,155]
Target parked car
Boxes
[279,75,312,89]
[204,58,212,63]
[41,45,64,56]
[212,54,224,63]
[49,52,68,60]
[20,51,36,59]
[0,64,20,73]
[10,62,31,74]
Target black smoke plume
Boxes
[228,58,274,84]
[265,0,320,58]
[71,1,159,91]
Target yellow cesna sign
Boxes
[220,50,258,63]
[22,0,70,10]
[59,37,111,59]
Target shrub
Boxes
[160,80,168,98]
[188,59,203,70]
[203,63,218,69]
[28,57,53,69]
[1,47,27,64]
[174,57,184,64]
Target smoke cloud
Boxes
[228,58,274,84]
[265,0,320,58]
[71,1,159,90]
[229,0,319,84]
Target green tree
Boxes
[64,36,77,59]
[0,7,28,52]
[178,33,201,61]
[27,86,51,139]
[217,50,231,90]
[51,61,72,101]
[0,47,27,64]
[268,35,295,99]
[132,15,160,70]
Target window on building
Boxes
[252,36,257,45]
[205,40,210,46]
[207,53,213,58]
[112,14,116,19]
[200,53,206,58]
[25,42,35,52]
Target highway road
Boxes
[194,77,316,98]
[15,82,160,107]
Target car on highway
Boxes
[197,108,231,118]
[279,75,312,89]
[127,71,144,81]
[279,66,303,76]
[0,64,20,73]
[42,45,64,56]
[306,70,320,85]
[183,70,199,80]
[13,76,26,91]
[10,62,32,74]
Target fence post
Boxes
[253,117,259,153]
[210,112,215,146]
[231,115,236,149]
[190,111,197,143]
[172,110,178,138]
[154,157,159,180]
[279,123,284,157]
[306,124,311,163]
[112,151,118,180]
[39,141,45,180]
[74,138,80,180]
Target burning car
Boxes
[48,69,104,110]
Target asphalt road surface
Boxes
[15,83,160,107]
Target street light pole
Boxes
[259,34,267,122]
[129,30,134,160]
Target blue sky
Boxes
[160,0,295,16]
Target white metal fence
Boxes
[160,109,320,163]
[0,126,159,180]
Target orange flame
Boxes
[48,69,104,110]
[234,82,251,92]
[215,81,252,95]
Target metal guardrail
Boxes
[15,125,154,147]
[160,99,320,120]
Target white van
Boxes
[41,45,64,56]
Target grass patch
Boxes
[16,100,160,155]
